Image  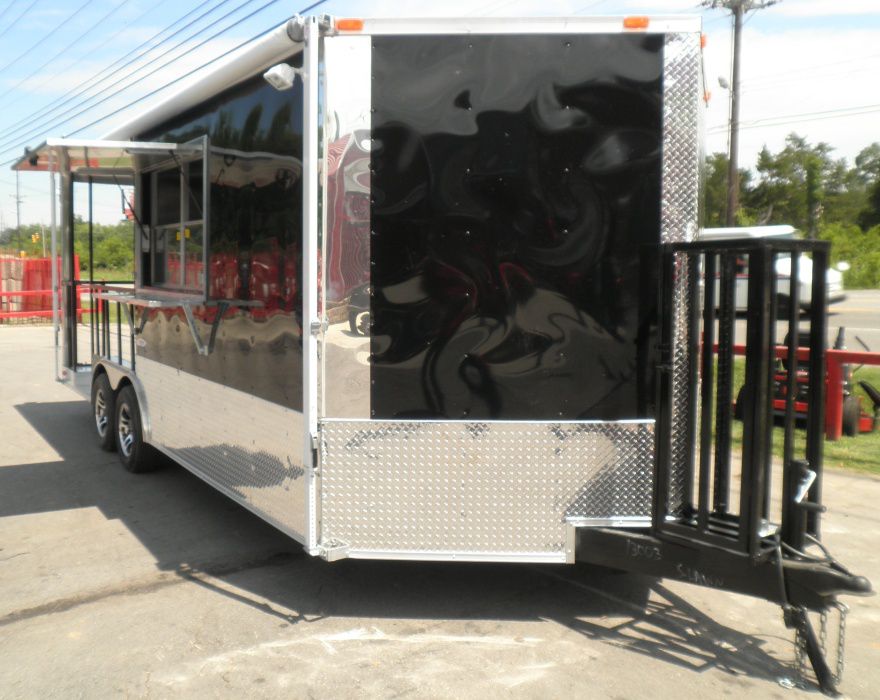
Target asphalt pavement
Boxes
[2,326,879,699]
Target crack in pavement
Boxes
[0,550,299,627]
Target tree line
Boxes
[0,218,134,277]
[705,133,880,288]
[3,132,879,288]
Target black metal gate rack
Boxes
[578,237,871,696]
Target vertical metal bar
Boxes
[805,244,828,536]
[739,246,773,555]
[49,149,60,381]
[88,177,94,362]
[697,252,716,531]
[713,252,736,513]
[762,252,779,519]
[302,17,321,555]
[203,136,210,299]
[67,176,77,369]
[116,301,122,364]
[681,252,701,515]
[130,307,136,371]
[781,251,801,546]
[652,249,675,533]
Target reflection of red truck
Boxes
[325,133,370,305]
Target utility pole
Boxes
[10,171,24,252]
[704,0,779,226]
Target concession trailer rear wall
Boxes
[315,19,702,561]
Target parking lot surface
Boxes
[1,326,879,699]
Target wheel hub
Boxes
[118,404,134,457]
[94,390,108,437]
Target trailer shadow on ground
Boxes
[6,400,795,687]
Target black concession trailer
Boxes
[13,14,871,695]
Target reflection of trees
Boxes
[241,104,263,151]
[148,77,303,157]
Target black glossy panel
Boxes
[137,60,304,409]
[370,34,663,420]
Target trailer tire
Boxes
[842,394,860,437]
[115,385,158,473]
[91,373,116,451]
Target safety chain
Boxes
[820,601,848,686]
[794,621,808,686]
[792,602,848,689]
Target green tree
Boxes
[702,152,751,227]
[744,134,842,230]
[859,180,880,231]
[819,222,880,289]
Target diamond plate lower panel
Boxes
[136,357,307,542]
[320,420,653,559]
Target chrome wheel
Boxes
[117,403,134,457]
[94,389,108,437]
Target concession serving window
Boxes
[136,137,209,294]
[12,137,210,299]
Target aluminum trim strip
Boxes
[347,16,702,36]
[345,550,567,564]
[303,17,321,553]
[322,417,656,425]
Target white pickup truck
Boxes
[700,225,847,310]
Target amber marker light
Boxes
[623,16,650,30]
[336,18,364,31]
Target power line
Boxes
[0,0,237,137]
[0,0,18,24]
[0,0,40,42]
[0,0,98,77]
[707,102,880,132]
[0,0,262,156]
[0,0,273,154]
[0,0,328,166]
[0,0,137,92]
[741,51,880,89]
[64,0,328,139]
[0,176,49,195]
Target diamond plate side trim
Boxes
[662,32,703,513]
[661,32,701,245]
[137,357,307,542]
[319,420,653,559]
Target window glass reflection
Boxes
[155,169,180,226]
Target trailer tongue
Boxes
[13,13,871,695]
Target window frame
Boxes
[135,136,210,299]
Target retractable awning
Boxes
[11,138,205,184]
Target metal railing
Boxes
[77,280,135,371]
[654,238,829,557]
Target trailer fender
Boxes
[93,360,153,443]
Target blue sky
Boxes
[0,0,879,226]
